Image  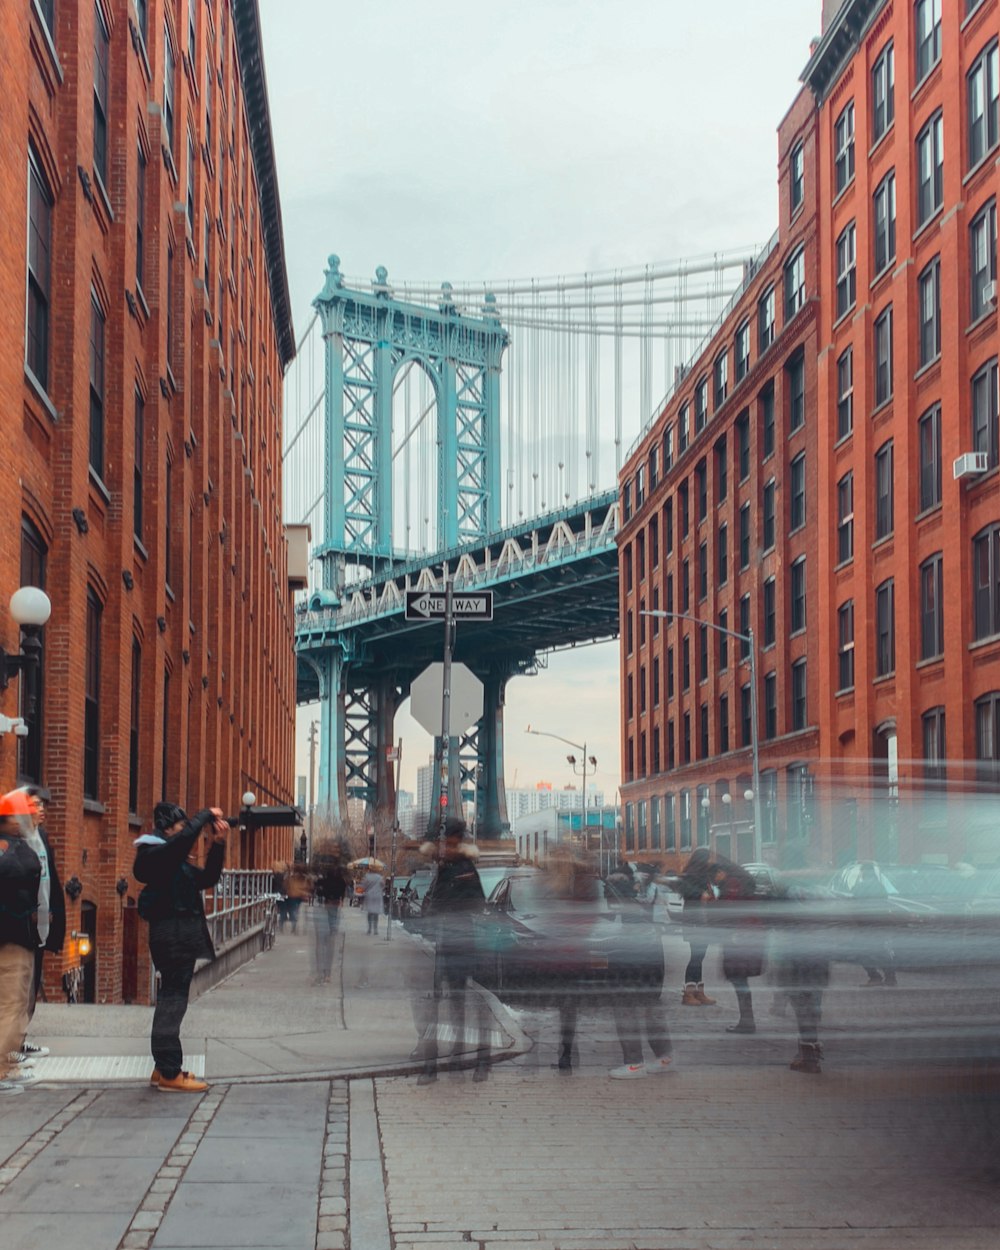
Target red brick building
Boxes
[0,0,298,1001]
[620,0,1000,872]
[618,87,821,869]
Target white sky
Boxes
[261,0,824,799]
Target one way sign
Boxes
[405,590,494,621]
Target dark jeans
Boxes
[367,911,380,934]
[789,988,823,1044]
[151,959,196,1080]
[685,938,708,984]
[27,947,44,1021]
[420,946,491,1071]
[613,997,672,1066]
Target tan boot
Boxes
[681,983,702,1006]
[695,983,717,1005]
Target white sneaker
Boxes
[7,1052,36,1067]
[0,1081,24,1095]
[609,1063,648,1079]
[21,1043,49,1058]
[3,1069,38,1086]
[645,1056,675,1075]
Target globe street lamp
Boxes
[1,586,52,730]
[640,609,762,864]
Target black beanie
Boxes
[154,802,188,831]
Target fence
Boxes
[203,869,278,951]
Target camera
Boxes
[223,816,242,828]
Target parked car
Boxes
[473,868,664,1009]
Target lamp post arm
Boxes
[640,609,749,647]
[525,727,587,754]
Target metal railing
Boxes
[203,869,279,951]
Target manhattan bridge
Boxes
[282,243,772,837]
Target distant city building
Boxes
[505,785,605,819]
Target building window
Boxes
[973,523,1000,639]
[764,672,777,740]
[666,573,674,616]
[784,247,806,320]
[760,385,775,458]
[136,146,147,291]
[17,519,46,784]
[680,482,690,537]
[791,659,807,731]
[875,441,894,540]
[667,647,674,701]
[678,404,690,454]
[165,454,174,590]
[739,502,750,569]
[923,706,946,783]
[626,673,634,720]
[649,444,659,492]
[838,601,855,691]
[166,242,175,371]
[762,479,775,551]
[135,0,148,45]
[758,286,775,353]
[834,100,855,193]
[36,0,55,39]
[163,24,176,151]
[915,0,942,84]
[699,626,708,682]
[93,4,110,187]
[917,113,944,226]
[789,452,806,532]
[715,438,728,501]
[790,141,804,213]
[682,558,690,612]
[650,518,659,569]
[763,577,776,647]
[876,579,895,677]
[920,552,944,660]
[976,692,1000,779]
[912,406,942,519]
[695,377,709,433]
[787,354,805,432]
[682,636,690,691]
[26,149,53,392]
[89,294,105,479]
[683,712,691,764]
[719,695,730,754]
[837,347,853,440]
[918,256,941,366]
[188,0,197,55]
[837,472,854,564]
[736,410,750,480]
[663,425,674,473]
[741,683,752,747]
[639,665,647,715]
[698,542,708,600]
[134,389,144,542]
[714,351,728,410]
[129,640,141,814]
[874,305,893,406]
[836,222,856,317]
[718,523,728,585]
[970,199,997,322]
[872,41,895,143]
[873,170,896,274]
[739,595,751,660]
[664,793,676,849]
[696,459,708,521]
[626,611,634,656]
[679,790,692,850]
[699,708,709,761]
[718,610,729,670]
[735,320,750,381]
[84,588,101,799]
[968,40,999,169]
[186,128,196,235]
[791,557,806,633]
[653,656,660,708]
[972,358,999,469]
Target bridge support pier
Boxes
[476,672,510,839]
[316,651,348,830]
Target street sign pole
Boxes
[385,737,402,944]
[437,577,455,849]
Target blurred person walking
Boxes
[133,803,228,1093]
[605,861,672,1079]
[711,855,765,1035]
[8,786,63,1067]
[285,864,311,935]
[771,878,832,1074]
[540,849,602,1073]
[850,862,897,986]
[675,848,718,1006]
[0,791,42,1094]
[311,858,347,983]
[362,866,384,935]
[416,820,490,1084]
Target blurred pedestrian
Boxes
[0,791,42,1094]
[133,802,228,1093]
[7,787,63,1068]
[771,878,831,1074]
[311,859,347,984]
[674,848,718,1006]
[540,849,602,1073]
[850,862,897,986]
[362,867,384,935]
[604,860,672,1079]
[417,820,490,1083]
[711,855,765,1035]
[271,861,290,931]
[286,865,311,934]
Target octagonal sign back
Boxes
[409,662,484,737]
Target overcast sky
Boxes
[261,0,823,801]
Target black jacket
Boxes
[133,810,224,965]
[0,832,42,951]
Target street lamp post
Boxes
[525,726,597,856]
[641,610,762,864]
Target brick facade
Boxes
[0,0,297,1002]
[619,0,1000,873]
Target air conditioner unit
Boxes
[954,451,990,479]
[985,279,997,306]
